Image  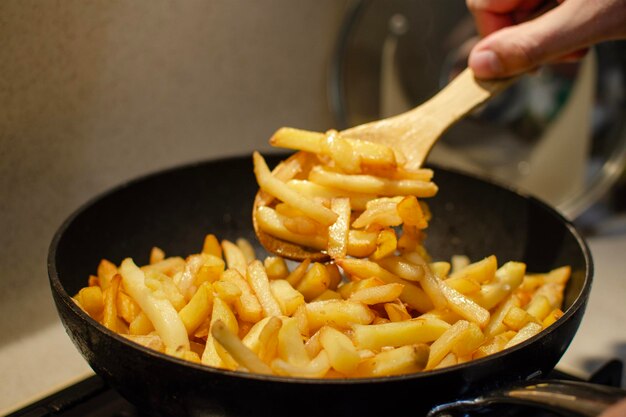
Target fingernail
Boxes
[469,50,503,77]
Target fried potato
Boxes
[116,291,140,324]
[82,238,569,378]
[124,334,166,352]
[149,247,166,265]
[255,206,328,251]
[434,352,458,369]
[221,269,263,324]
[452,322,484,357]
[75,286,104,320]
[256,150,315,206]
[97,259,118,290]
[445,276,481,294]
[306,300,375,332]
[544,266,571,285]
[542,308,564,328]
[328,198,351,259]
[141,256,186,278]
[129,311,154,335]
[384,301,412,322]
[173,255,206,301]
[222,240,249,277]
[370,228,398,261]
[319,326,360,375]
[429,262,451,279]
[270,127,397,170]
[356,344,429,377]
[194,255,225,286]
[402,251,447,310]
[277,317,310,367]
[504,322,543,349]
[236,238,257,264]
[325,263,343,290]
[312,289,343,302]
[146,270,186,311]
[426,320,472,370]
[211,320,274,375]
[438,280,490,328]
[473,331,516,359]
[263,256,289,280]
[80,124,572,379]
[272,350,331,378]
[524,294,552,322]
[349,283,404,305]
[503,306,536,331]
[375,256,424,282]
[202,233,223,258]
[242,316,283,363]
[286,179,375,211]
[213,280,242,304]
[352,317,450,350]
[285,258,311,287]
[451,255,470,273]
[120,259,189,352]
[447,255,497,285]
[396,195,428,229]
[202,297,239,369]
[309,166,438,197]
[102,274,126,333]
[470,261,525,310]
[179,282,214,335]
[296,262,330,301]
[352,197,403,229]
[337,258,433,312]
[484,295,519,338]
[270,279,305,316]
[254,152,337,226]
[247,261,282,317]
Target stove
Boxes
[7,360,623,417]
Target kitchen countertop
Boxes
[2,233,625,415]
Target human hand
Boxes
[466,0,626,79]
[600,398,626,417]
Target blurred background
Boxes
[1,0,625,414]
[0,1,349,411]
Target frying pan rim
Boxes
[48,153,593,385]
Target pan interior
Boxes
[52,154,589,309]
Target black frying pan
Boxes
[48,154,606,416]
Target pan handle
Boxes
[427,380,626,417]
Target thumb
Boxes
[468,0,623,79]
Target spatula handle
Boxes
[421,67,518,126]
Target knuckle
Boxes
[507,34,541,70]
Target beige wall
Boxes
[0,0,348,342]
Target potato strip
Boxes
[286,180,375,211]
[254,152,337,226]
[212,320,274,375]
[328,198,350,259]
[309,166,438,197]
[119,258,190,352]
[270,127,397,168]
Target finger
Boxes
[468,0,610,78]
[471,10,514,38]
[467,0,541,14]
[554,48,589,63]
[466,0,544,36]
[599,399,626,417]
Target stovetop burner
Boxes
[8,360,623,417]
